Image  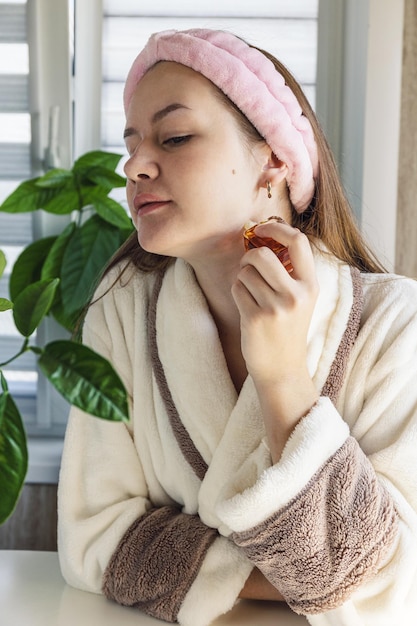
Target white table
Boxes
[0,550,309,626]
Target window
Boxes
[0,0,37,427]
[0,0,73,438]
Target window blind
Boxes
[101,0,318,159]
[0,0,38,429]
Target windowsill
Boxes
[26,438,64,484]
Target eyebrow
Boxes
[123,103,190,139]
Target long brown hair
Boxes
[103,42,386,279]
[257,47,385,273]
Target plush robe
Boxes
[58,250,417,626]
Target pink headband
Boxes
[124,29,319,212]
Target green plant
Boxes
[0,150,134,525]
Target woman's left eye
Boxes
[163,135,192,146]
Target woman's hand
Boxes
[231,220,320,462]
[232,219,318,383]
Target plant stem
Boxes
[74,176,84,227]
[0,337,30,368]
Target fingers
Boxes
[231,272,259,317]
[234,220,319,312]
[252,220,315,283]
[237,249,286,309]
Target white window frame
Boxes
[73,0,103,157]
[361,0,404,271]
[27,0,73,438]
[316,0,405,271]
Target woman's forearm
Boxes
[254,371,319,463]
[239,567,285,602]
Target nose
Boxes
[124,144,159,181]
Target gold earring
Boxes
[266,181,272,199]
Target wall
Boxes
[361,0,404,270]
[0,440,61,550]
[317,0,409,272]
[396,0,417,278]
[0,484,57,551]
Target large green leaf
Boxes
[0,373,28,525]
[60,214,122,315]
[38,224,78,332]
[84,191,132,229]
[37,340,129,422]
[13,278,60,337]
[0,298,13,312]
[73,150,123,173]
[41,222,76,281]
[42,188,81,215]
[9,236,57,302]
[78,167,126,193]
[0,249,6,278]
[35,168,73,189]
[0,178,57,213]
[49,298,82,334]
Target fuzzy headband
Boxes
[124,29,319,212]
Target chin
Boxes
[137,235,175,258]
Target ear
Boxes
[259,149,288,190]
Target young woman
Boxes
[58,29,417,626]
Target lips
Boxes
[134,193,171,216]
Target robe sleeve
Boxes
[102,506,217,621]
[58,401,253,625]
[217,276,417,624]
[57,268,252,626]
[218,399,398,614]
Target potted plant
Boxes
[0,150,134,525]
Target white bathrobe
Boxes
[58,250,417,626]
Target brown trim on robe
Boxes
[231,436,399,615]
[321,266,364,402]
[148,265,364,481]
[148,270,209,481]
[103,506,218,622]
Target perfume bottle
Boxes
[243,216,294,273]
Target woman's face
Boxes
[124,61,278,265]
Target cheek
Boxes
[125,181,135,209]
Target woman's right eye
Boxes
[163,135,192,146]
